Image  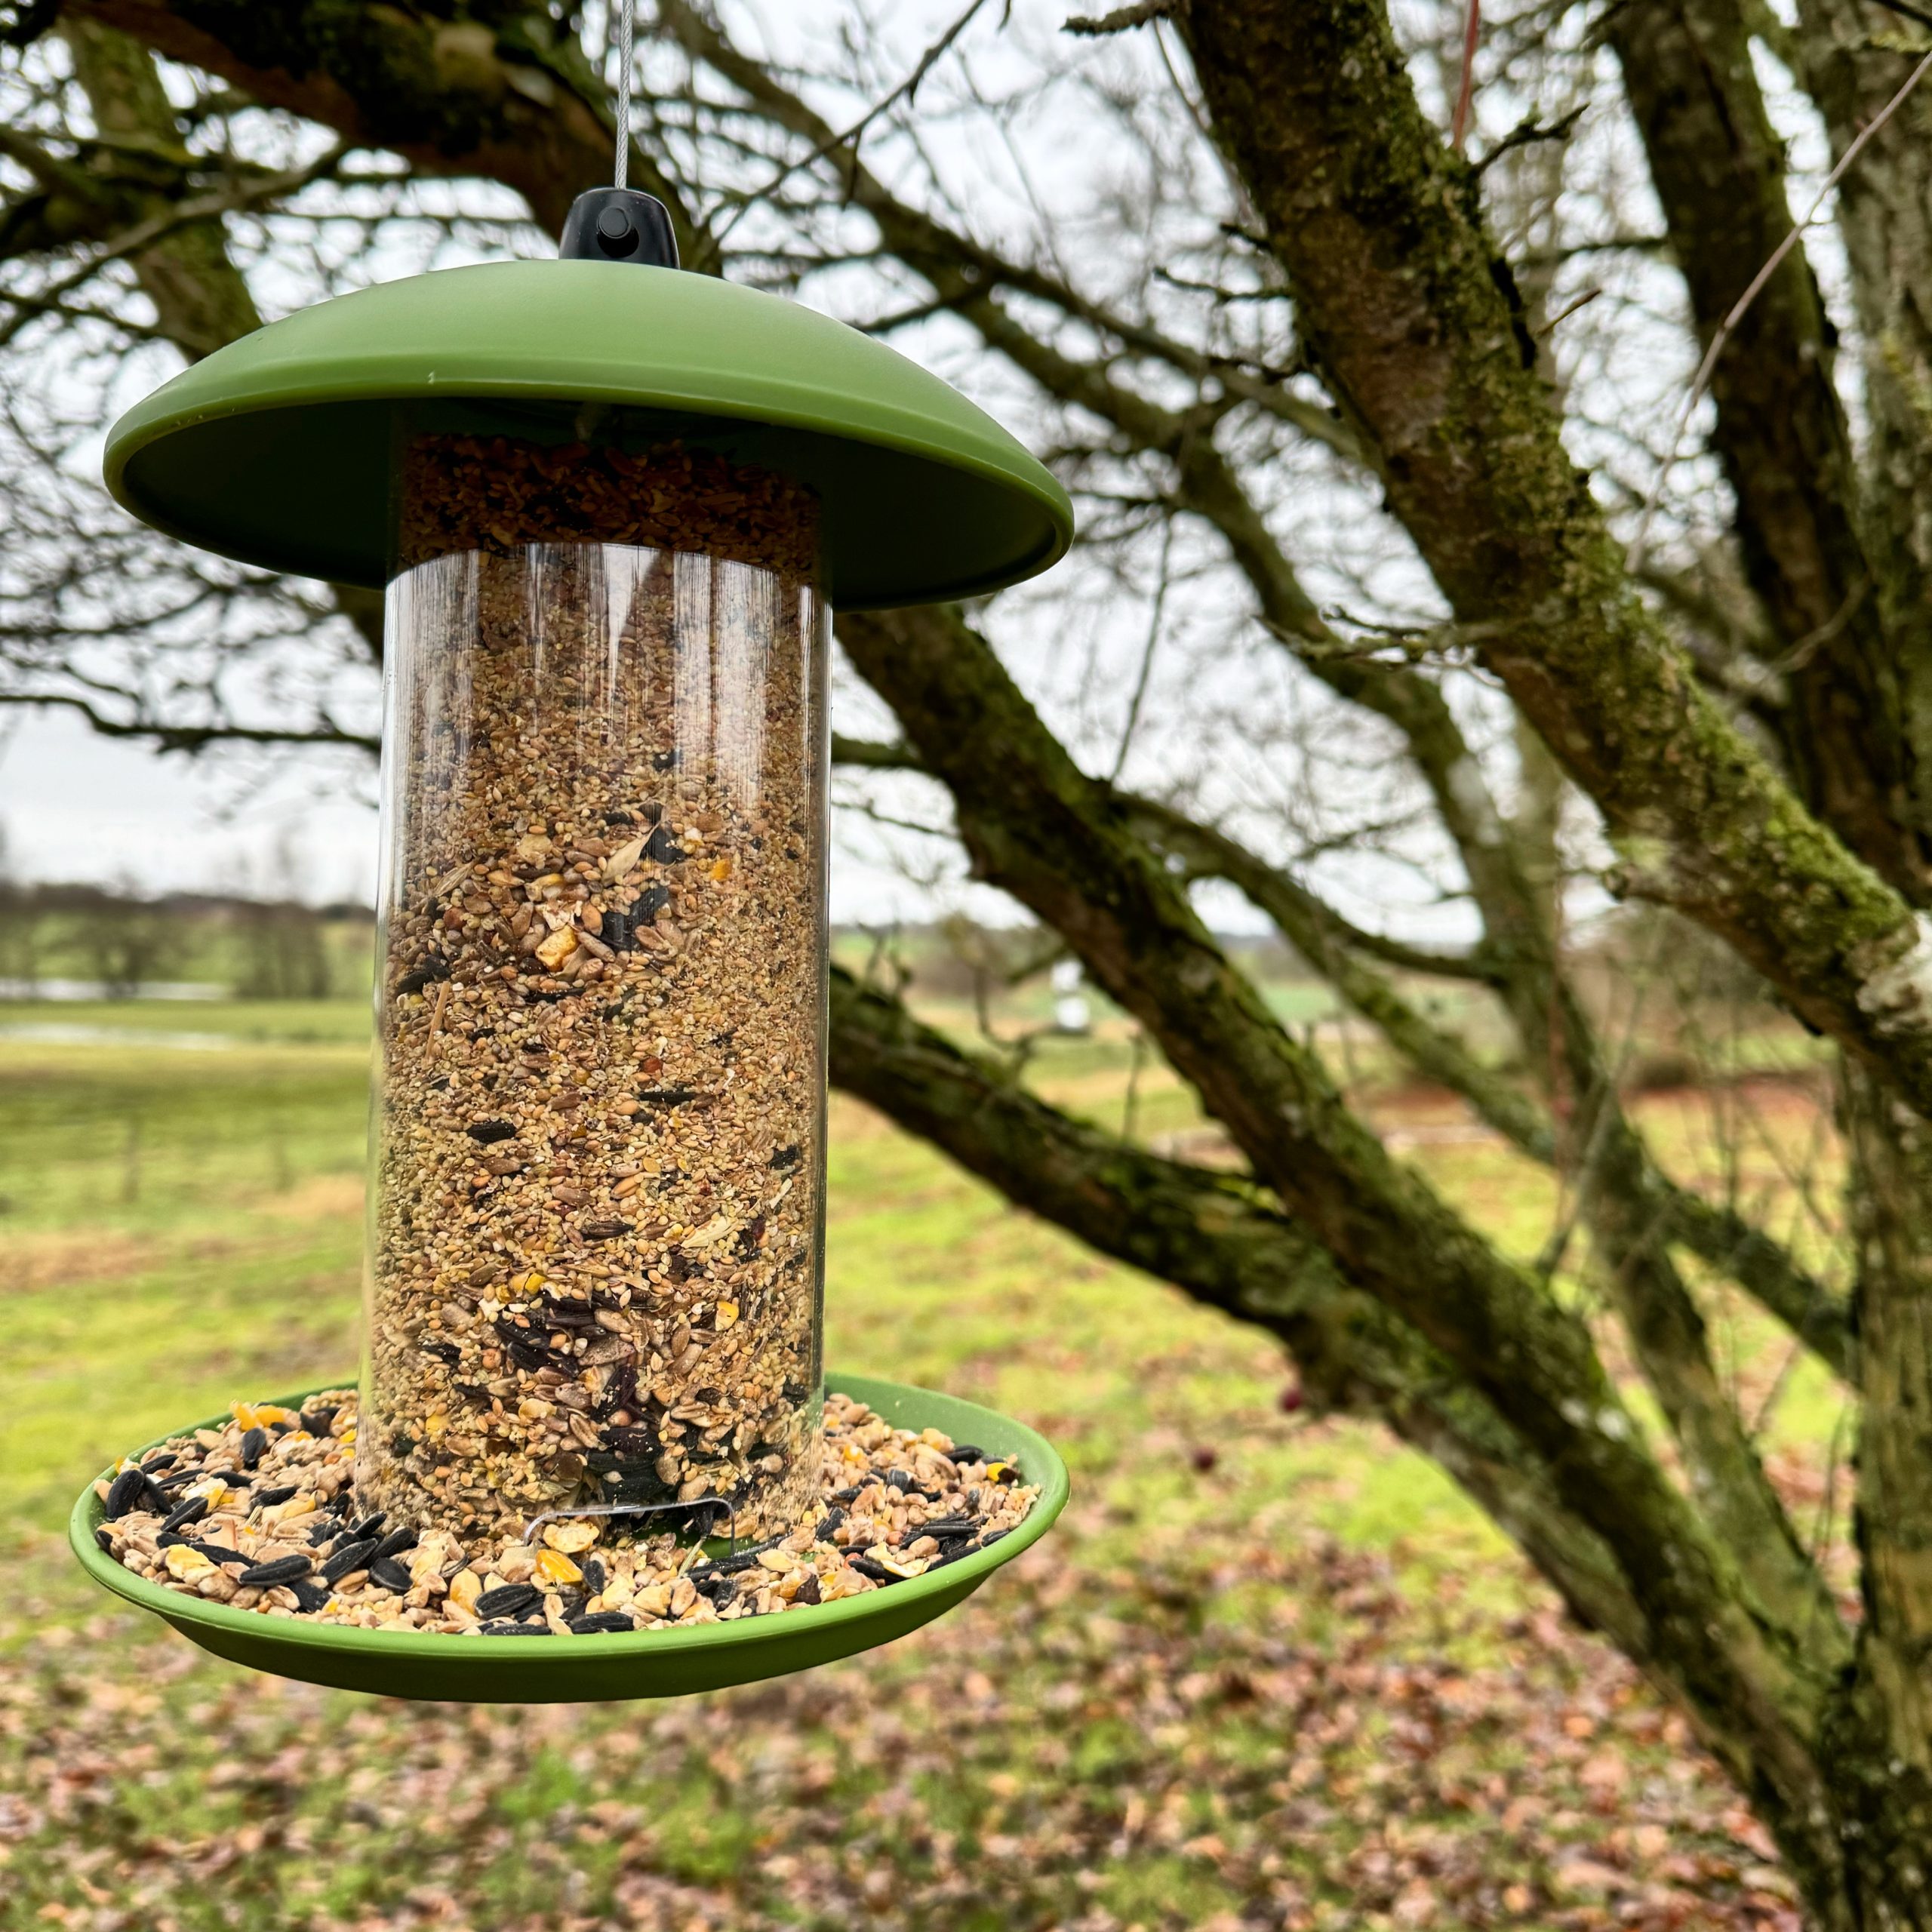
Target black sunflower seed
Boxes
[371,1525,417,1562]
[815,1508,846,1540]
[580,1558,606,1595]
[141,1452,177,1472]
[918,1516,978,1539]
[475,1583,541,1621]
[946,1444,986,1466]
[793,1573,822,1606]
[566,1611,636,1635]
[395,956,451,995]
[161,1494,209,1534]
[771,1143,800,1171]
[493,1319,552,1371]
[480,1620,552,1636]
[94,1528,114,1553]
[103,1468,148,1519]
[321,1539,377,1584]
[288,1578,330,1613]
[252,1485,299,1509]
[308,1518,338,1546]
[238,1426,268,1469]
[238,1554,314,1586]
[466,1118,517,1144]
[690,1573,735,1602]
[346,1512,386,1542]
[848,1556,897,1584]
[189,1543,245,1566]
[300,1407,337,1437]
[644,825,685,864]
[368,1558,414,1592]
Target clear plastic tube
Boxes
[361,432,828,1551]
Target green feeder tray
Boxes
[71,1374,1067,1704]
[102,257,1072,608]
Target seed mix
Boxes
[91,1390,1038,1635]
[365,433,829,1549]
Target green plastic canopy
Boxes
[103,260,1073,610]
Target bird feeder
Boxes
[70,186,1071,1702]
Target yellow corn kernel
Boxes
[715,1300,740,1331]
[536,1548,583,1586]
[709,857,733,883]
[163,1545,214,1581]
[534,925,580,971]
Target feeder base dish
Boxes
[69,1373,1066,1704]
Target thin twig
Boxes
[1064,0,1177,31]
[1451,0,1482,150]
[0,141,349,355]
[1109,515,1176,783]
[1629,46,1932,571]
[692,0,992,268]
[1473,103,1588,177]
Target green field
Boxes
[0,1000,1817,1930]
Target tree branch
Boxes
[828,961,1649,1651]
[1128,791,1856,1376]
[61,0,700,250]
[1609,0,1922,900]
[0,689,378,755]
[837,597,1844,1810]
[1180,0,1932,1126]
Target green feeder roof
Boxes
[103,260,1072,609]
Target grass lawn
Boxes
[0,1001,1824,1930]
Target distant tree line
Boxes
[0,878,371,999]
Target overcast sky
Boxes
[0,700,1001,927]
